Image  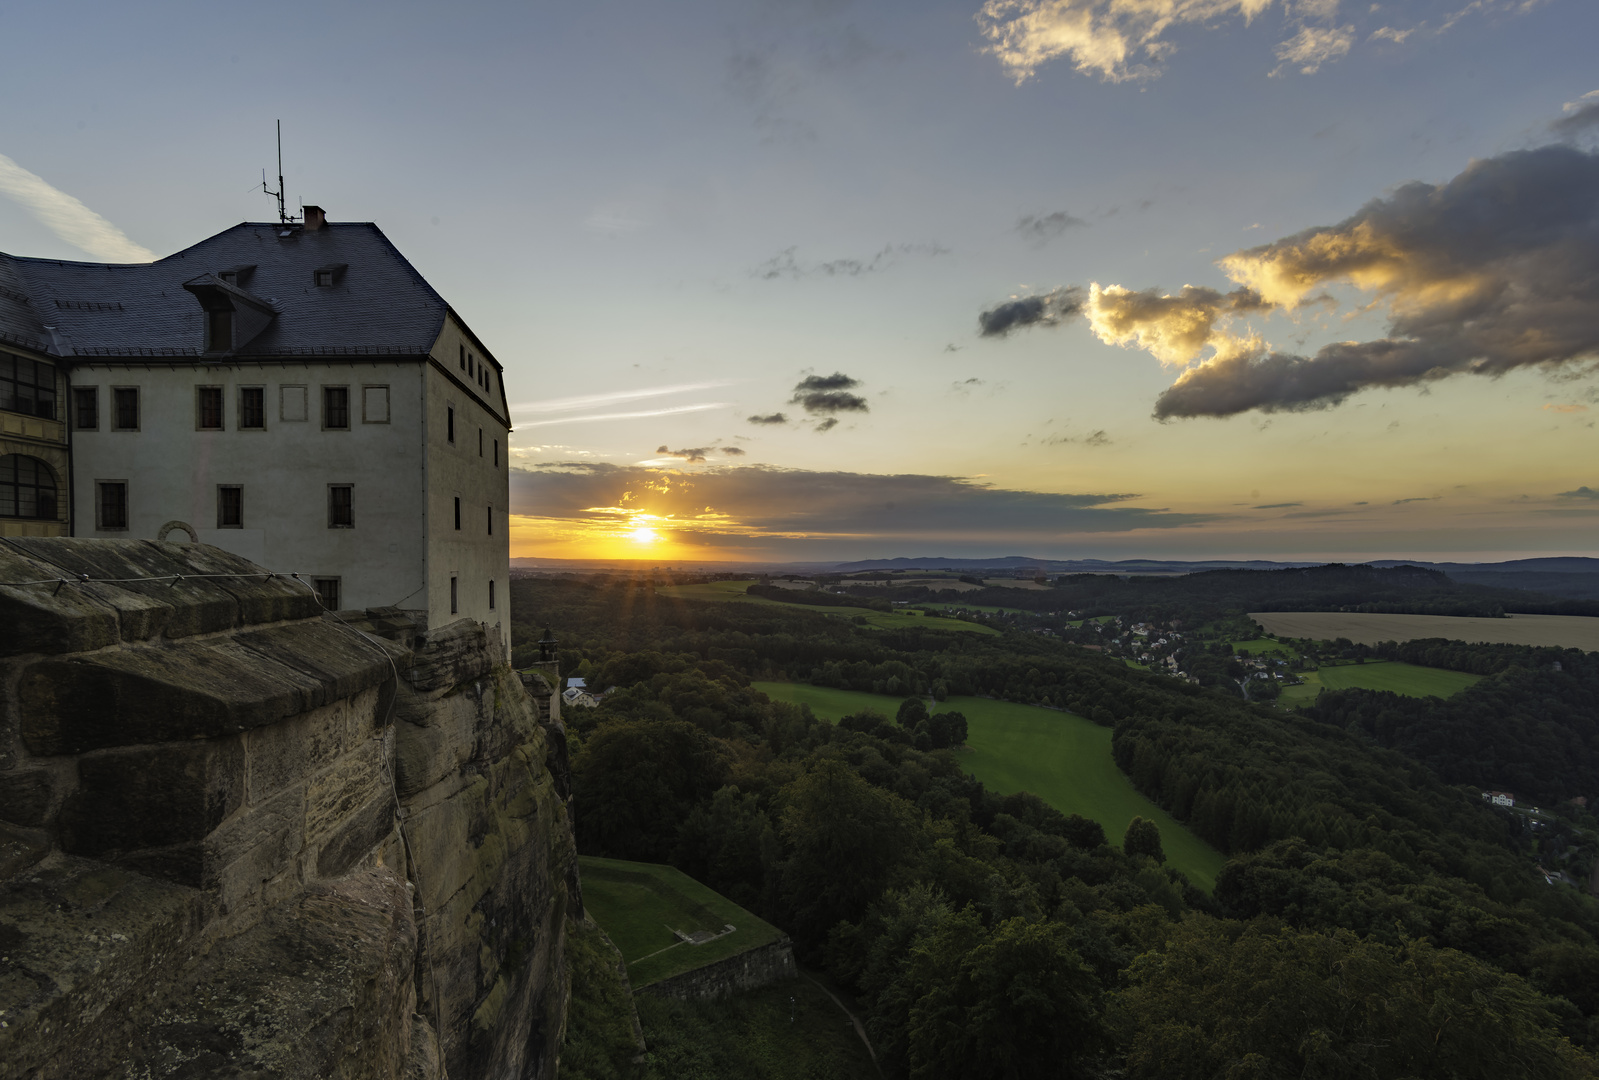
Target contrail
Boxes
[0,153,156,262]
[520,402,731,427]
[511,380,734,415]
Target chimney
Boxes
[303,205,327,231]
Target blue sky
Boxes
[3,0,1596,561]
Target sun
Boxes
[627,526,660,544]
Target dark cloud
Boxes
[794,372,860,392]
[978,286,1085,337]
[657,446,715,463]
[1148,145,1599,418]
[747,412,789,425]
[813,417,840,433]
[1252,502,1303,509]
[1015,210,1086,246]
[790,373,868,416]
[720,446,747,456]
[510,462,1221,541]
[753,243,948,280]
[1557,485,1599,499]
[1392,497,1439,505]
[1083,429,1111,447]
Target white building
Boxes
[0,208,511,652]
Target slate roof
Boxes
[0,223,455,361]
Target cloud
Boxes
[1557,486,1599,500]
[813,417,840,433]
[1552,90,1599,138]
[1270,24,1354,75]
[510,462,1220,543]
[656,445,715,463]
[1005,144,1599,419]
[0,153,156,262]
[748,412,789,425]
[789,372,869,415]
[1392,496,1439,505]
[1015,210,1086,245]
[521,402,731,428]
[720,445,747,456]
[513,381,734,416]
[978,286,1085,336]
[1252,502,1304,509]
[753,243,948,280]
[1544,403,1589,413]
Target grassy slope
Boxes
[753,682,1224,892]
[658,580,999,635]
[1277,660,1482,708]
[579,856,785,987]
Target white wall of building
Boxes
[69,359,429,613]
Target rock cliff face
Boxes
[0,538,575,1079]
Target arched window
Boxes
[0,455,57,520]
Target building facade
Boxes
[0,210,511,650]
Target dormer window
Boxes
[218,264,255,287]
[315,269,334,287]
[207,308,233,352]
[313,263,347,287]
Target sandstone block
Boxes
[58,741,244,863]
[314,793,395,879]
[0,768,55,828]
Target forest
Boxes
[512,572,1599,1080]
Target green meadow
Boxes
[658,580,999,635]
[1277,659,1482,707]
[1231,637,1298,657]
[753,683,1224,891]
[578,856,786,987]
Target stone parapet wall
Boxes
[0,540,576,1080]
[637,938,798,1002]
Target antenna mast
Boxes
[261,120,297,225]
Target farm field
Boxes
[1251,611,1599,652]
[659,580,998,635]
[578,856,786,987]
[1276,660,1483,707]
[754,683,1223,891]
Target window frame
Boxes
[450,575,458,615]
[73,386,99,431]
[454,496,461,531]
[96,479,129,531]
[312,577,341,610]
[328,484,354,529]
[195,385,225,431]
[0,351,58,421]
[447,405,455,443]
[361,384,391,424]
[111,386,140,431]
[321,385,351,430]
[0,454,59,521]
[238,386,266,430]
[216,484,243,529]
[489,579,496,611]
[280,384,308,423]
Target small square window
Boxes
[196,386,224,430]
[97,480,128,530]
[313,577,341,609]
[73,387,99,430]
[328,484,353,528]
[217,485,242,528]
[112,387,139,431]
[281,384,308,422]
[315,269,334,287]
[322,386,350,429]
[362,385,390,423]
[239,387,266,429]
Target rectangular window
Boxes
[328,484,353,528]
[112,387,139,431]
[313,577,341,610]
[322,386,350,429]
[489,579,495,610]
[73,387,99,430]
[454,496,461,530]
[196,386,224,430]
[217,485,242,528]
[0,352,57,419]
[450,576,458,614]
[487,505,493,535]
[239,387,265,429]
[362,384,390,423]
[280,384,307,422]
[478,428,483,457]
[468,353,475,377]
[459,344,466,370]
[493,439,498,466]
[97,481,128,530]
[447,405,455,443]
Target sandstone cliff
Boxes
[0,538,575,1079]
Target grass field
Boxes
[1231,637,1298,657]
[1250,611,1599,652]
[1275,660,1482,707]
[578,856,785,987]
[753,682,1224,891]
[658,580,999,635]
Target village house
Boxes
[0,208,511,653]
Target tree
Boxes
[1123,816,1165,864]
[898,697,930,728]
[571,719,730,860]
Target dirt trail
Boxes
[800,970,881,1076]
